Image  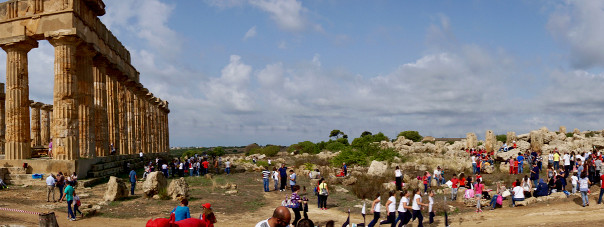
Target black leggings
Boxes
[368,212,380,227]
[397,211,412,227]
[412,210,423,227]
[292,207,301,226]
[280,177,287,190]
[379,212,395,227]
[319,195,328,208]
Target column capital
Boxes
[0,37,38,52]
[42,104,53,111]
[30,102,44,109]
[47,35,81,47]
[77,43,97,58]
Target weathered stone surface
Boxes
[559,126,566,134]
[573,128,580,134]
[143,172,167,198]
[530,130,544,153]
[342,176,357,186]
[506,132,517,145]
[167,177,189,201]
[225,190,238,195]
[367,160,388,176]
[30,102,43,147]
[466,133,477,149]
[485,130,496,153]
[104,176,128,201]
[382,182,396,191]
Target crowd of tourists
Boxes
[142,155,232,180]
[44,171,81,221]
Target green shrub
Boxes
[373,148,400,162]
[477,142,483,146]
[566,132,574,138]
[303,163,315,171]
[325,141,346,152]
[331,147,368,166]
[397,131,422,142]
[288,141,320,154]
[256,160,269,168]
[496,134,507,143]
[351,132,389,149]
[245,143,260,155]
[207,147,225,157]
[586,131,595,138]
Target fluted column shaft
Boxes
[133,92,141,154]
[49,36,79,160]
[41,105,52,147]
[93,59,109,156]
[126,88,135,154]
[30,102,43,147]
[77,45,95,158]
[145,97,151,153]
[117,81,127,155]
[1,39,37,160]
[0,83,5,155]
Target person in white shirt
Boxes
[395,190,413,227]
[471,155,477,174]
[548,153,554,167]
[428,190,435,224]
[412,189,428,226]
[512,179,525,207]
[433,166,444,186]
[563,152,571,174]
[255,206,291,227]
[368,193,381,227]
[139,152,143,162]
[395,166,403,191]
[46,174,57,202]
[225,160,231,175]
[571,172,579,194]
[379,191,396,226]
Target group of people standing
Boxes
[45,172,82,221]
[368,189,433,227]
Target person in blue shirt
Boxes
[171,199,191,221]
[517,153,525,174]
[129,169,137,195]
[278,164,288,192]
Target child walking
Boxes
[73,191,83,218]
[428,190,435,224]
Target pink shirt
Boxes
[475,183,484,195]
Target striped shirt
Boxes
[262,170,270,179]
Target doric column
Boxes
[117,79,127,155]
[1,38,38,160]
[153,99,160,153]
[106,67,120,154]
[133,85,142,154]
[145,93,152,153]
[0,83,5,155]
[30,102,43,147]
[93,57,109,156]
[48,36,80,160]
[41,104,52,147]
[164,101,170,152]
[124,81,135,154]
[77,44,96,158]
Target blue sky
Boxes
[2,0,604,147]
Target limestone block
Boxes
[342,176,357,186]
[530,130,544,152]
[143,171,167,198]
[382,182,396,191]
[573,128,580,134]
[466,133,477,149]
[167,177,189,201]
[103,176,128,201]
[506,132,517,145]
[367,160,388,176]
[559,126,567,134]
[485,130,496,153]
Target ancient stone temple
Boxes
[0,0,170,179]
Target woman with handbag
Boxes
[318,178,329,210]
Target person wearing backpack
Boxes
[318,178,329,210]
[73,191,83,218]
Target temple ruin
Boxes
[0,0,170,181]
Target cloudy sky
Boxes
[2,0,604,147]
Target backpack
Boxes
[319,183,328,196]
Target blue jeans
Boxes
[57,185,64,200]
[554,161,559,171]
[581,190,589,206]
[225,167,230,175]
[274,179,279,191]
[598,188,604,204]
[512,197,524,206]
[490,195,498,209]
[67,200,75,219]
[518,164,523,173]
[130,181,136,195]
[263,179,269,192]
[472,163,477,174]
[189,169,193,176]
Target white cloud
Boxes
[547,0,604,69]
[243,26,257,40]
[205,55,255,113]
[249,0,306,31]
